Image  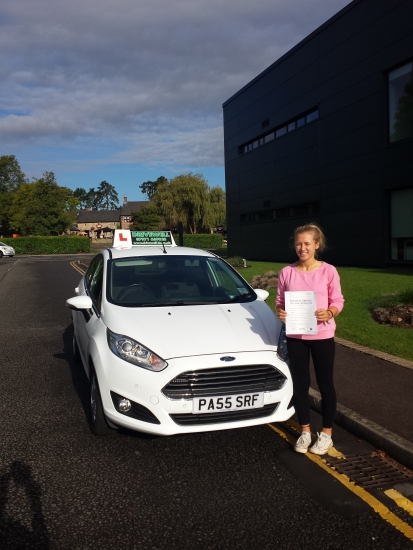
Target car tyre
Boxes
[72,331,81,363]
[89,367,113,436]
[0,251,3,258]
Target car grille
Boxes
[162,364,286,400]
[170,403,278,425]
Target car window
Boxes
[86,255,101,286]
[107,255,256,307]
[86,255,104,310]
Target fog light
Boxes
[118,398,132,412]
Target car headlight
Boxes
[107,329,167,372]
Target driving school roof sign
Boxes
[113,230,176,248]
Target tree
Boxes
[153,173,210,234]
[130,203,163,231]
[8,172,78,235]
[139,176,167,200]
[80,182,119,210]
[73,187,89,208]
[97,180,119,210]
[0,155,27,235]
[85,187,101,210]
[0,155,27,194]
[207,186,226,230]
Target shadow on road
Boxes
[0,461,49,549]
[55,324,90,423]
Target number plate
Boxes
[192,393,264,414]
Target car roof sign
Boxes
[113,230,176,248]
[113,230,132,248]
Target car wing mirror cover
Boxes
[66,296,93,310]
[254,289,269,301]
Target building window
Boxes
[240,202,320,224]
[388,61,413,143]
[391,188,413,260]
[239,107,319,155]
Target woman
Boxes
[276,223,344,455]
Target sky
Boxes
[1,0,351,203]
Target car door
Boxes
[77,254,104,363]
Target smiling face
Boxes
[295,231,319,263]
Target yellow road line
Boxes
[268,423,413,541]
[70,261,86,275]
[385,489,413,517]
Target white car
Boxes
[0,242,15,258]
[67,231,293,436]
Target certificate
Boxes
[285,291,317,335]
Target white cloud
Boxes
[0,0,351,170]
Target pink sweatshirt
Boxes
[276,262,344,340]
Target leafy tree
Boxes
[139,176,167,200]
[207,186,226,229]
[0,155,27,193]
[0,155,27,235]
[153,173,210,234]
[8,172,78,235]
[130,203,163,231]
[85,187,101,209]
[73,187,89,208]
[97,180,119,210]
[81,181,119,210]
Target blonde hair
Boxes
[292,223,327,257]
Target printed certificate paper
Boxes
[285,291,318,335]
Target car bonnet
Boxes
[102,300,280,360]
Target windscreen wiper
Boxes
[140,301,219,307]
[222,294,254,304]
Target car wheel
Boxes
[89,367,113,436]
[72,331,81,363]
[0,251,3,258]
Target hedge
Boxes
[1,236,90,255]
[179,234,223,249]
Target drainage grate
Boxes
[324,452,413,489]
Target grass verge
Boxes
[230,260,413,362]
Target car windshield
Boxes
[106,255,256,307]
[0,243,7,246]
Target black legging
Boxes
[286,337,336,428]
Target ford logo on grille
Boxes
[220,356,236,362]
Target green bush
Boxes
[1,236,90,255]
[180,234,223,249]
[226,256,245,268]
[367,290,413,310]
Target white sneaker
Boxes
[294,431,312,454]
[309,432,333,455]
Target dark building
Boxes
[223,0,413,266]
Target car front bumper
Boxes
[93,348,294,435]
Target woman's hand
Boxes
[276,306,287,322]
[315,307,338,322]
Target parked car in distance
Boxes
[0,242,15,258]
[67,230,293,436]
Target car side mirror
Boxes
[66,296,93,310]
[255,289,269,301]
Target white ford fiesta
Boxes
[67,231,294,436]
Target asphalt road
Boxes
[0,255,412,549]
